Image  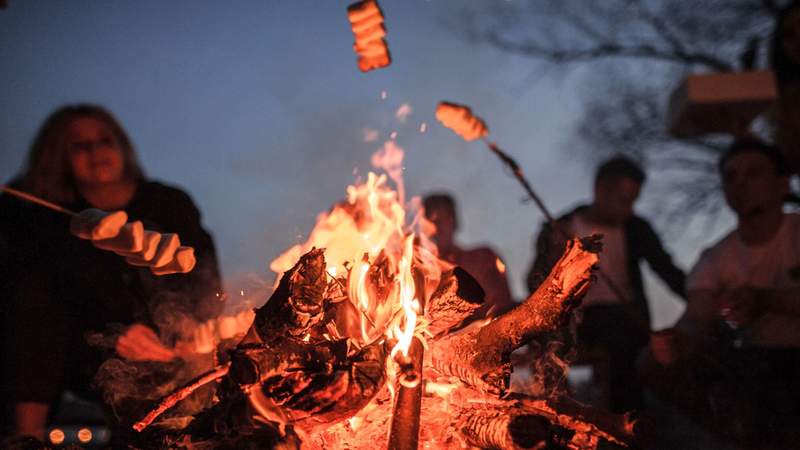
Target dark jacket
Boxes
[526,205,687,331]
[1,180,222,404]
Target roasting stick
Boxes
[482,139,634,306]
[2,185,197,276]
[435,102,633,306]
[482,139,558,228]
[0,185,78,217]
[133,362,231,432]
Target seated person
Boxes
[0,104,223,442]
[644,139,800,446]
[527,156,686,413]
[423,193,514,317]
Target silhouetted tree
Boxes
[457,0,788,229]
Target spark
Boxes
[495,257,506,274]
[395,103,413,123]
[362,127,379,142]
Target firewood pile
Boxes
[132,234,648,449]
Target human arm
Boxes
[637,219,687,300]
[4,269,68,438]
[13,402,49,441]
[115,323,176,362]
[525,221,567,293]
[717,285,800,325]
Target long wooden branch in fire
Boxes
[133,362,231,432]
[430,236,599,394]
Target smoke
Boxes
[370,140,406,204]
[88,266,262,428]
[521,320,577,399]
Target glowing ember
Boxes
[361,127,379,142]
[495,257,506,274]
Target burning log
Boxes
[225,248,388,433]
[457,406,560,450]
[134,248,389,442]
[457,394,644,450]
[426,266,485,338]
[388,336,424,450]
[431,236,599,394]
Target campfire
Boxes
[130,141,645,449]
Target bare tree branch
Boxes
[458,0,786,231]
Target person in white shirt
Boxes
[648,138,800,447]
[680,139,800,346]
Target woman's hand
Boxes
[116,323,175,362]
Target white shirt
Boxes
[684,213,800,347]
[571,214,633,306]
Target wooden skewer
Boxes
[482,139,557,228]
[479,139,634,306]
[133,362,231,432]
[0,185,78,217]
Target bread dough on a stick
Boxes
[92,221,144,254]
[70,208,128,240]
[347,0,391,72]
[122,230,162,265]
[151,246,196,275]
[435,102,489,141]
[149,233,180,268]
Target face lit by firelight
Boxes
[426,206,456,249]
[66,117,126,187]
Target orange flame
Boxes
[270,141,440,385]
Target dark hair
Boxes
[595,155,646,185]
[20,104,145,204]
[423,193,458,227]
[718,138,790,176]
[770,0,800,89]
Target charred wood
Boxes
[431,237,599,394]
[426,266,485,338]
[458,394,645,449]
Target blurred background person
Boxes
[423,193,514,318]
[526,156,686,413]
[644,139,800,447]
[0,104,222,443]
